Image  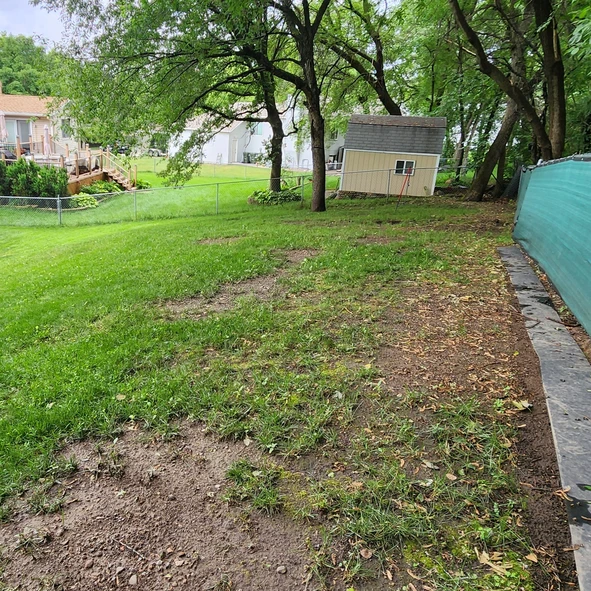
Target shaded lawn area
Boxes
[0,197,575,589]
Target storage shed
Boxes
[340,115,447,197]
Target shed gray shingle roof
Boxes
[344,115,447,155]
[348,115,446,128]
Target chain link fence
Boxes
[0,163,471,227]
[0,175,314,227]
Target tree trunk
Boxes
[307,96,326,212]
[259,72,284,192]
[268,119,284,192]
[492,144,507,198]
[466,100,519,201]
[472,102,498,168]
[300,28,326,212]
[533,0,566,158]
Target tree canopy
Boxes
[0,33,59,96]
[34,0,591,203]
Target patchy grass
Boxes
[0,196,558,589]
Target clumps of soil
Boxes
[164,249,318,320]
[0,425,311,591]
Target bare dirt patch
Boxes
[197,237,243,246]
[164,249,318,319]
[0,425,313,591]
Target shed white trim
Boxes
[343,148,442,158]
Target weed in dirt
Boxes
[224,459,283,514]
[211,574,234,591]
[15,528,51,556]
[90,446,125,479]
[0,504,10,523]
[28,489,64,515]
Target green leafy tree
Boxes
[36,0,336,210]
[0,34,59,95]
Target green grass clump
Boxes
[224,459,284,514]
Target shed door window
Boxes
[395,160,415,175]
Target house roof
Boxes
[0,93,51,117]
[348,115,447,128]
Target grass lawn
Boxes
[0,196,567,589]
[133,157,272,188]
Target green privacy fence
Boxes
[514,155,591,335]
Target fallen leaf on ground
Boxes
[360,548,373,559]
[423,461,440,470]
[512,400,532,411]
[407,569,421,581]
[525,553,538,563]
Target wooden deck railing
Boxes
[0,141,138,189]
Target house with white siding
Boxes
[170,112,344,170]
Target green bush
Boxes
[70,194,98,208]
[6,158,40,196]
[0,160,10,196]
[133,178,151,190]
[36,165,68,198]
[3,159,68,198]
[79,180,122,195]
[248,187,301,205]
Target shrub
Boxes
[3,159,68,198]
[36,165,68,198]
[6,158,40,196]
[0,160,10,196]
[70,194,98,208]
[79,180,122,195]
[133,178,151,190]
[248,187,301,205]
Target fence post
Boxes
[134,190,137,221]
[57,194,62,226]
[216,183,219,214]
[16,136,21,158]
[300,176,305,203]
[387,169,392,199]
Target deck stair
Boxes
[106,169,134,191]
[103,151,136,191]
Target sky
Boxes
[0,1,65,45]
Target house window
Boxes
[250,123,263,136]
[394,160,415,175]
[5,119,31,144]
[17,120,31,141]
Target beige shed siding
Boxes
[341,150,439,197]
